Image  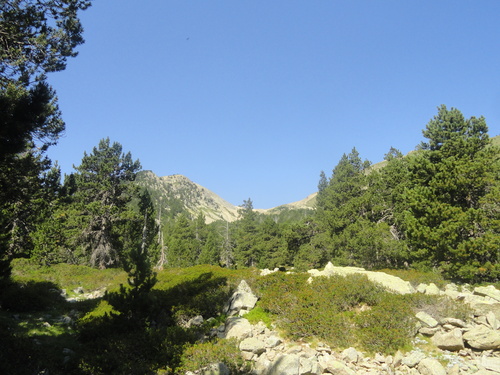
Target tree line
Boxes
[0,1,498,285]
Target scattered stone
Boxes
[318,355,356,375]
[419,327,440,336]
[463,325,500,350]
[239,337,266,355]
[73,286,84,294]
[440,317,467,328]
[474,286,500,302]
[416,311,439,328]
[341,347,360,363]
[225,280,258,316]
[402,351,426,368]
[223,317,253,340]
[187,315,204,327]
[481,356,500,373]
[432,328,464,351]
[417,357,446,375]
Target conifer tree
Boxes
[73,138,141,268]
[401,105,500,281]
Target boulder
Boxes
[425,283,441,295]
[416,311,439,328]
[417,357,446,375]
[318,355,356,375]
[267,354,300,375]
[431,328,464,351]
[401,351,426,368]
[223,317,253,340]
[481,356,500,373]
[225,280,258,316]
[474,286,500,302]
[341,347,360,363]
[309,262,414,294]
[239,337,266,355]
[462,325,500,350]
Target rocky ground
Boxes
[188,265,500,375]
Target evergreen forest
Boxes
[1,2,499,374]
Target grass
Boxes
[0,260,475,373]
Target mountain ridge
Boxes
[135,170,316,223]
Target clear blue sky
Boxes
[47,1,500,209]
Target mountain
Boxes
[135,170,315,223]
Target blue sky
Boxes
[47,1,500,209]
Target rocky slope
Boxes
[192,266,500,375]
[136,170,315,223]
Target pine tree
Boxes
[73,138,141,268]
[401,105,500,282]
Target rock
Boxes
[425,283,441,295]
[187,315,204,327]
[73,286,84,294]
[267,354,300,375]
[199,363,230,375]
[265,336,282,348]
[471,302,500,321]
[463,325,500,350]
[309,262,415,294]
[401,351,426,368]
[299,356,321,375]
[341,347,360,363]
[486,311,498,330]
[419,327,441,336]
[481,356,500,373]
[417,357,446,375]
[440,317,467,328]
[239,337,266,355]
[225,280,258,316]
[431,328,464,351]
[318,355,356,375]
[474,286,500,302]
[223,317,253,340]
[416,311,439,328]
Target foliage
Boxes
[401,106,500,282]
[178,338,246,374]
[355,294,416,354]
[254,272,395,350]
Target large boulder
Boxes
[309,262,414,294]
[239,337,266,355]
[431,328,464,351]
[417,357,447,375]
[225,280,258,316]
[462,325,500,350]
[223,317,253,340]
[474,286,500,302]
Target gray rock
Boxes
[425,283,441,295]
[265,336,282,348]
[431,328,464,351]
[318,355,356,375]
[463,325,500,350]
[239,337,266,355]
[187,315,204,327]
[341,347,360,363]
[267,354,300,375]
[474,286,500,302]
[440,317,467,328]
[401,351,426,368]
[486,311,499,330]
[481,356,500,373]
[416,311,439,328]
[419,327,441,336]
[299,356,321,375]
[417,357,446,375]
[223,317,253,340]
[226,280,258,316]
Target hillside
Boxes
[136,170,316,223]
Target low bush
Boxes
[355,294,416,354]
[177,338,246,374]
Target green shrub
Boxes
[355,294,416,354]
[177,338,246,374]
[244,305,273,329]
